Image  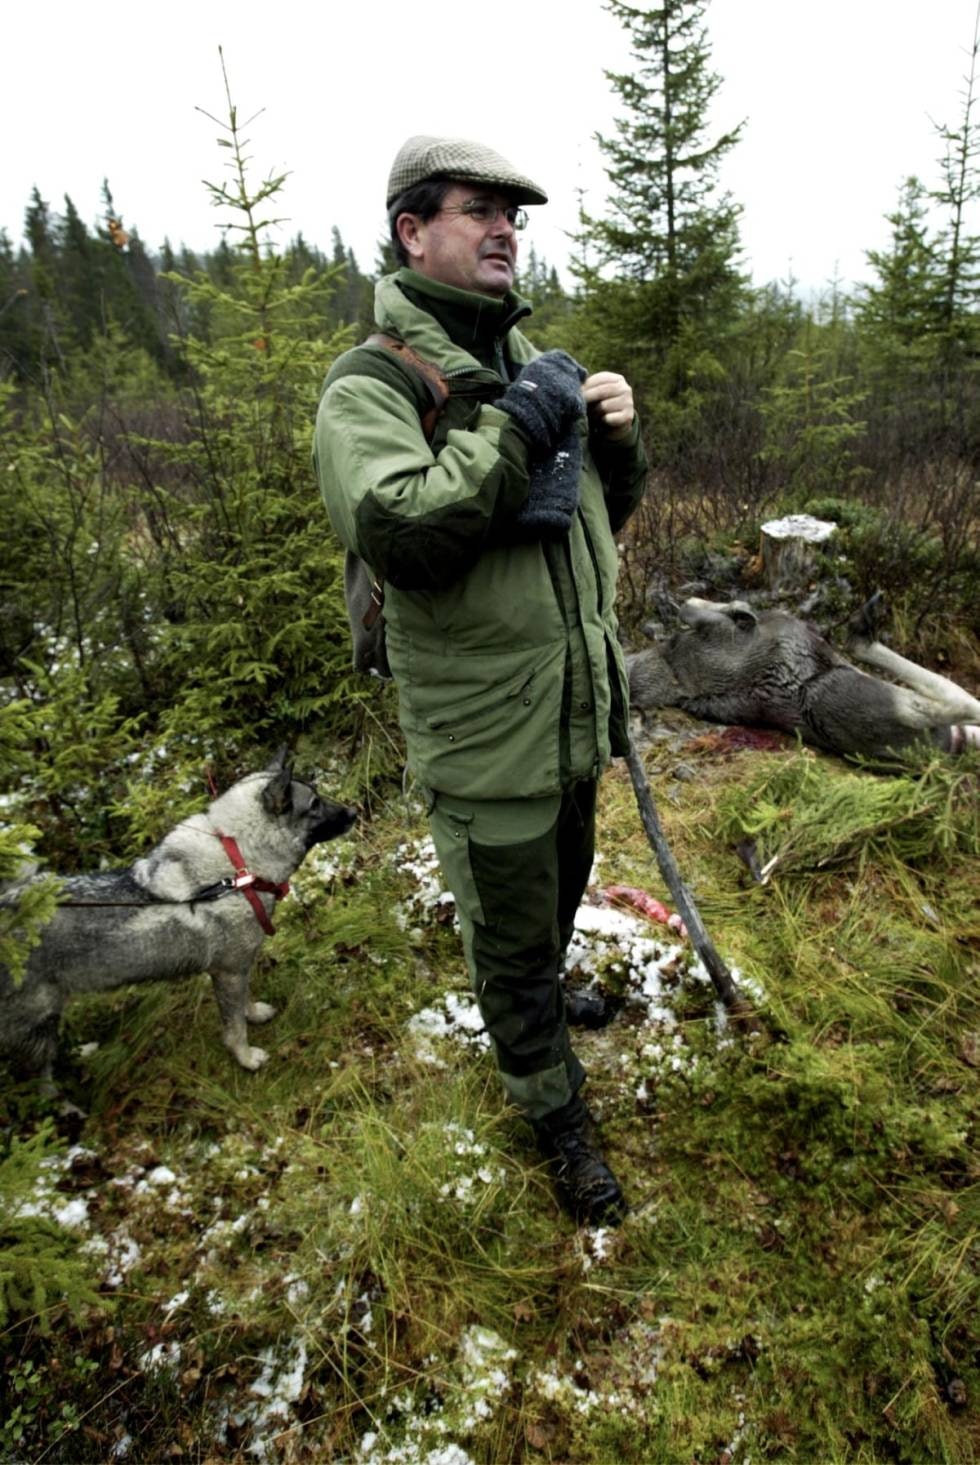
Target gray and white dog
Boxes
[0,751,357,1080]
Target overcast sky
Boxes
[4,0,978,298]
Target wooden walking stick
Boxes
[624,739,753,1021]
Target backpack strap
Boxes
[357,334,451,624]
[365,332,450,439]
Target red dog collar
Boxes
[216,833,290,936]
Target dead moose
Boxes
[626,595,980,759]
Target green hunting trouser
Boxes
[426,780,597,1121]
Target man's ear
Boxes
[396,212,425,260]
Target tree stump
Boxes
[759,514,837,591]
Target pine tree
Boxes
[0,231,32,377]
[24,187,55,283]
[570,0,746,405]
[758,314,867,507]
[57,195,103,348]
[931,10,980,337]
[856,14,980,457]
[859,178,945,347]
[144,51,358,750]
[928,9,980,446]
[591,0,743,286]
[516,247,572,346]
[23,187,63,366]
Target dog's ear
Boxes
[266,745,292,773]
[261,767,294,815]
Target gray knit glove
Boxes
[512,422,582,540]
[494,351,586,454]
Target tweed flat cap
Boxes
[386,135,548,207]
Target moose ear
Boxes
[266,745,291,773]
[726,602,759,631]
[261,766,293,815]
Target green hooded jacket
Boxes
[313,270,647,800]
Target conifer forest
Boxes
[0,3,978,1461]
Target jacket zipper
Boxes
[579,513,605,615]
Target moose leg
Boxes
[209,967,270,1070]
[848,640,980,723]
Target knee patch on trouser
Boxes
[427,789,594,1120]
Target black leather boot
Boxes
[563,987,621,1030]
[535,1096,626,1226]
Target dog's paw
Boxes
[233,1044,269,1071]
[246,1001,277,1025]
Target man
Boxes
[314,136,647,1225]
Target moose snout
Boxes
[337,803,359,834]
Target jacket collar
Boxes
[374,271,534,377]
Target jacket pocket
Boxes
[427,667,536,737]
[412,646,565,799]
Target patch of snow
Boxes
[567,904,683,1028]
[139,1341,182,1375]
[146,1165,178,1187]
[250,1339,307,1404]
[81,1227,142,1288]
[407,992,490,1065]
[391,836,451,926]
[581,1226,616,1271]
[216,1338,308,1462]
[721,1397,751,1461]
[198,1214,250,1254]
[52,1197,90,1229]
[529,1319,664,1418]
[286,1276,310,1307]
[355,1328,516,1461]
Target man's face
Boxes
[399,184,521,297]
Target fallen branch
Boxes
[624,739,752,1021]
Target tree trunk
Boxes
[759,514,837,592]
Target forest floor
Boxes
[1,722,978,1464]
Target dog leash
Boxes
[31,770,289,932]
[43,839,289,936]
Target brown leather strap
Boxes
[361,334,452,617]
[362,576,385,630]
[366,332,450,439]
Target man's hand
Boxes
[583,372,635,441]
[495,351,586,455]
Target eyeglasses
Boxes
[438,201,529,231]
